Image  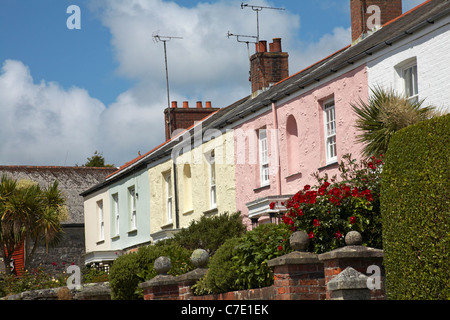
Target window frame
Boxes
[258,128,270,187]
[402,62,419,103]
[323,100,337,164]
[208,150,217,209]
[128,186,137,231]
[112,193,119,237]
[97,200,104,241]
[164,172,173,224]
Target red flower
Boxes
[350,216,357,224]
[269,202,275,210]
[304,184,311,191]
[308,231,314,239]
[313,219,320,227]
[278,245,283,251]
[335,231,343,239]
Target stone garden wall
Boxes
[139,231,385,301]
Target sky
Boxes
[0,0,425,167]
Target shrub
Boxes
[201,237,242,295]
[381,114,449,300]
[173,212,246,255]
[276,154,382,253]
[233,223,293,290]
[109,242,193,300]
[196,223,292,295]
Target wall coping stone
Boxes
[267,251,320,267]
[139,274,178,288]
[318,245,383,261]
[176,268,208,282]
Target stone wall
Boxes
[139,231,385,301]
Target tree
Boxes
[0,175,67,274]
[351,86,436,157]
[84,151,114,167]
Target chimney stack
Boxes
[164,101,220,140]
[351,0,402,43]
[250,38,289,97]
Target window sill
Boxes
[96,239,105,245]
[161,222,173,229]
[203,207,218,215]
[127,229,138,235]
[111,235,120,240]
[285,172,302,180]
[183,209,194,216]
[253,184,270,192]
[318,161,338,171]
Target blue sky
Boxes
[0,0,424,166]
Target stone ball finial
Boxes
[154,256,172,275]
[289,230,310,251]
[191,249,209,268]
[345,231,363,246]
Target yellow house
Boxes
[149,119,237,242]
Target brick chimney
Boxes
[250,38,289,97]
[164,101,219,140]
[351,0,402,42]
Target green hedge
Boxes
[381,114,449,300]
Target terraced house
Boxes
[81,0,450,268]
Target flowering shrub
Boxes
[272,154,383,254]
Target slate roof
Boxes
[81,0,450,196]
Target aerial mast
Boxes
[152,32,183,138]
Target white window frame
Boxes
[97,200,104,241]
[112,193,119,236]
[209,150,217,209]
[402,62,418,103]
[324,100,337,164]
[129,187,137,231]
[258,128,270,187]
[165,173,173,224]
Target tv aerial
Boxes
[152,31,183,138]
[240,2,285,48]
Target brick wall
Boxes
[250,38,289,95]
[164,101,220,140]
[350,0,402,42]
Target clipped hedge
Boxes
[381,114,449,300]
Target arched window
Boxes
[286,115,299,175]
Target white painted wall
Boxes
[367,16,450,112]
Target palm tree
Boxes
[0,175,67,274]
[351,86,436,157]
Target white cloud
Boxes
[0,60,105,166]
[0,0,352,167]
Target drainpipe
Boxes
[272,102,281,196]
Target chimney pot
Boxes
[171,101,178,108]
[205,101,212,109]
[183,101,189,109]
[270,38,282,52]
[196,101,203,109]
[255,40,267,53]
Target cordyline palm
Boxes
[351,86,436,157]
[0,175,67,274]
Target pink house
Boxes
[230,0,434,228]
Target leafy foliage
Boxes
[0,176,67,274]
[173,212,246,255]
[381,114,449,299]
[195,223,293,295]
[351,86,436,157]
[109,241,193,300]
[277,154,383,253]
